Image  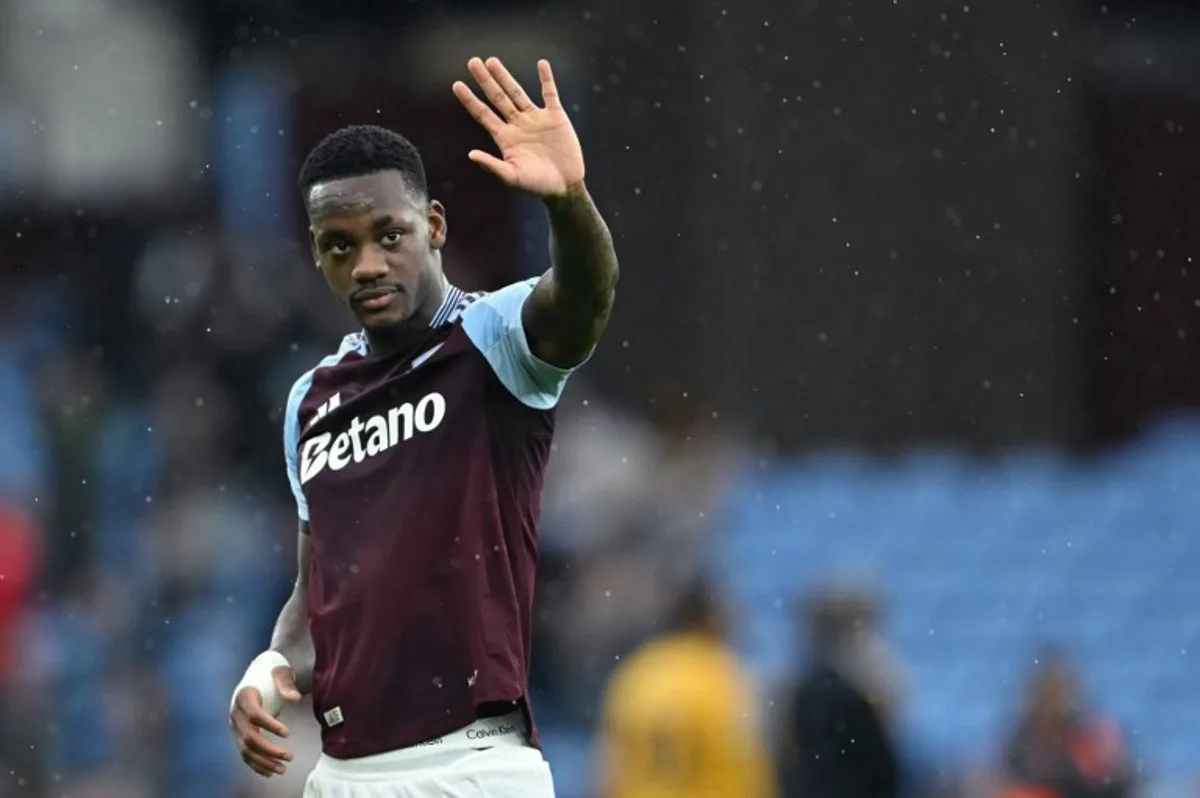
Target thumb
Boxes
[468,150,516,184]
[272,665,302,703]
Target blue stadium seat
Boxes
[711,437,1200,781]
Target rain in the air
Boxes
[0,1,1192,797]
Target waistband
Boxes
[314,712,529,777]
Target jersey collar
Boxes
[429,284,465,328]
[349,283,464,356]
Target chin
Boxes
[353,297,413,330]
[360,313,406,333]
[359,307,414,333]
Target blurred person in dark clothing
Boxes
[777,584,906,798]
[596,579,777,798]
[999,650,1135,798]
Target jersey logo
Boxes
[307,392,342,430]
[300,392,447,484]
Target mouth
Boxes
[352,287,400,312]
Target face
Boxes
[306,170,447,332]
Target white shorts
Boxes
[302,713,555,798]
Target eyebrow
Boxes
[371,215,397,232]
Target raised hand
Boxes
[452,57,585,199]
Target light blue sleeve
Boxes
[460,278,582,410]
[283,371,313,522]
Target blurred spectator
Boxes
[777,583,908,798]
[538,383,749,719]
[0,501,38,787]
[0,503,37,688]
[595,579,777,798]
[998,650,1136,798]
[0,279,53,511]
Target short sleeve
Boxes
[283,371,313,522]
[459,278,583,409]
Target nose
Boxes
[350,245,389,283]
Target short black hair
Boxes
[296,124,428,198]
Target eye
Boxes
[326,240,352,256]
[381,230,404,247]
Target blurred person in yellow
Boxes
[595,579,778,798]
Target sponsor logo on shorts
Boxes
[323,706,345,727]
[466,723,517,741]
[413,736,444,747]
[406,717,523,750]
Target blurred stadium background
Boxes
[0,0,1197,796]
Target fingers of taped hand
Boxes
[232,714,293,776]
[468,57,519,119]
[240,743,286,777]
[272,664,302,702]
[230,697,293,777]
[235,688,290,738]
[485,57,535,111]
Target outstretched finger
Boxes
[452,81,504,136]
[238,699,290,739]
[239,721,294,762]
[537,59,561,110]
[467,57,519,120]
[242,746,286,777]
[485,57,535,112]
[467,149,517,185]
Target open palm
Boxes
[452,58,585,199]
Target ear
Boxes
[427,200,447,250]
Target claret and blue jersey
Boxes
[280,278,577,759]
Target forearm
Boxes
[269,587,314,693]
[526,182,618,366]
[544,181,619,313]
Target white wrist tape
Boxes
[232,650,291,718]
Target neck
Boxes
[365,275,448,355]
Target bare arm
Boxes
[269,522,314,694]
[230,521,310,777]
[524,184,619,368]
[452,57,618,368]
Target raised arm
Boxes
[525,184,618,367]
[453,57,618,368]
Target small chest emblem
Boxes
[411,342,445,371]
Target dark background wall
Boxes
[3,0,1199,456]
